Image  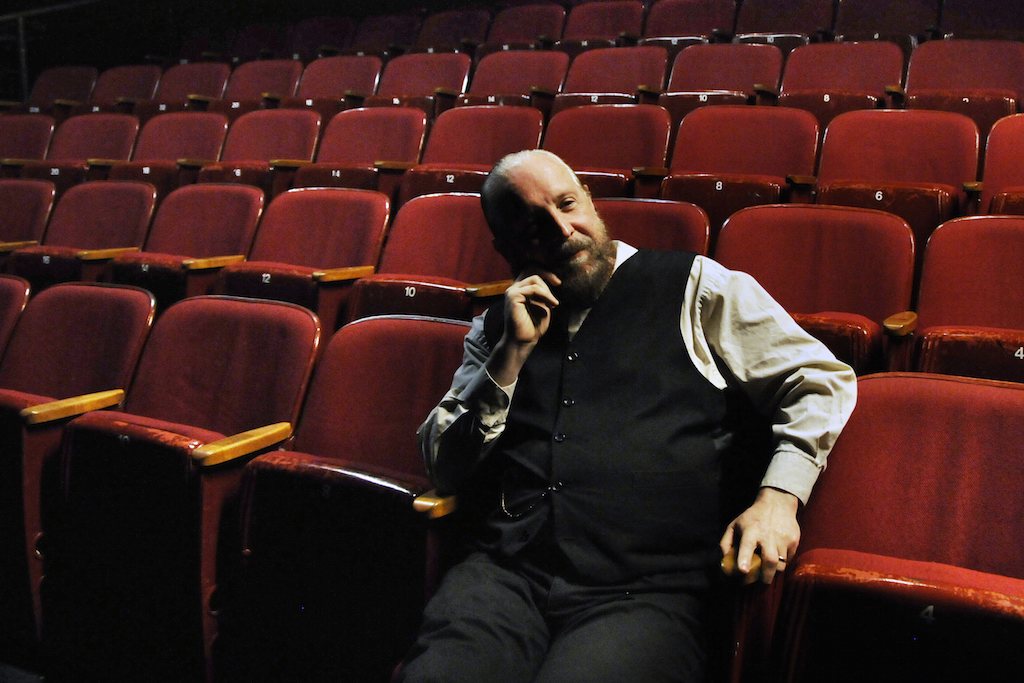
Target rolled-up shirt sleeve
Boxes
[685,255,858,504]
[418,313,515,494]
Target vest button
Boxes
[553,432,566,443]
[562,398,575,407]
[520,530,531,542]
[567,351,579,362]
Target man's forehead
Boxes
[505,153,581,197]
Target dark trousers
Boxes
[398,551,707,683]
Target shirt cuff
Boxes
[462,365,514,432]
[759,445,822,505]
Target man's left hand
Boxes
[720,487,801,584]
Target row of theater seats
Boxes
[7,36,1024,140]
[6,93,1024,258]
[4,166,1024,384]
[0,277,1021,682]
[172,0,1024,70]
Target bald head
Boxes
[479,149,616,308]
[481,150,587,238]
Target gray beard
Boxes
[553,240,617,309]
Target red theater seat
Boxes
[45,295,321,683]
[715,204,914,374]
[218,186,391,333]
[770,372,1024,682]
[217,315,469,683]
[0,282,154,670]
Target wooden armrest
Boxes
[632,166,669,179]
[787,174,817,187]
[317,44,342,57]
[312,265,376,282]
[466,279,513,298]
[1,158,30,168]
[78,247,140,261]
[374,160,415,172]
[434,88,458,100]
[192,422,293,467]
[87,158,121,169]
[412,489,458,519]
[20,389,124,426]
[178,158,217,170]
[52,98,82,108]
[187,93,215,104]
[115,96,139,106]
[0,240,39,253]
[529,86,556,100]
[182,254,245,270]
[637,84,662,98]
[0,100,23,109]
[269,159,311,170]
[720,547,763,586]
[883,310,918,337]
[618,31,639,46]
[964,181,983,194]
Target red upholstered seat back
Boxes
[0,114,54,160]
[375,52,471,98]
[467,50,569,97]
[315,107,426,165]
[0,282,154,399]
[292,315,470,476]
[222,59,303,101]
[817,109,979,195]
[89,65,162,107]
[644,0,736,38]
[247,187,390,269]
[123,296,320,435]
[42,180,156,249]
[670,105,818,176]
[0,179,55,243]
[781,41,905,93]
[562,0,644,41]
[219,109,321,163]
[543,104,671,170]
[916,215,1024,331]
[734,0,835,34]
[45,113,139,162]
[905,39,1024,102]
[487,3,566,44]
[715,204,914,321]
[420,106,543,166]
[666,43,783,93]
[379,192,511,282]
[977,114,1024,211]
[594,198,710,254]
[296,56,382,100]
[143,183,264,257]
[131,112,228,162]
[561,46,669,94]
[152,62,230,102]
[799,373,1024,580]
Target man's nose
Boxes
[537,208,574,242]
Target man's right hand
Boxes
[485,268,560,387]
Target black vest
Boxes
[469,250,742,587]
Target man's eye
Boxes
[560,199,576,210]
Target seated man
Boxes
[400,149,857,683]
